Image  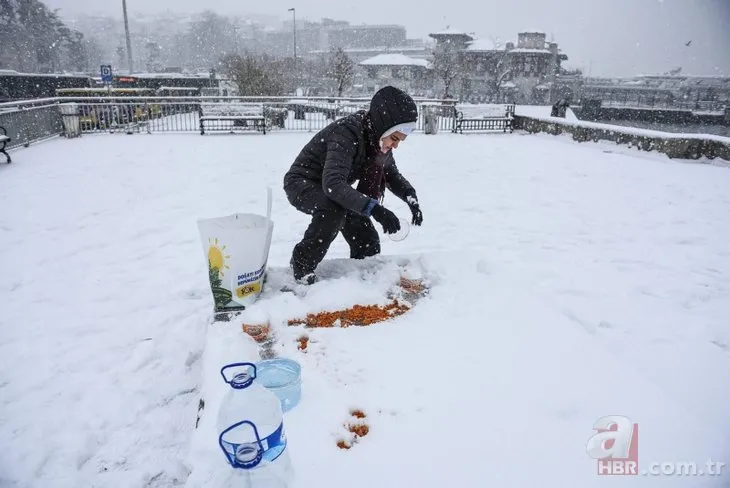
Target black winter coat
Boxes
[283,110,416,216]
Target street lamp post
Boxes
[288,8,296,66]
[122,0,133,73]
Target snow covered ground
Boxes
[1,130,729,487]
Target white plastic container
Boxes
[197,188,274,311]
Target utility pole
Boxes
[288,8,296,69]
[122,0,133,73]
[233,24,239,54]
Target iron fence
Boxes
[0,97,456,139]
[0,96,467,147]
[0,98,64,149]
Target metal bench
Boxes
[0,126,10,163]
[199,115,266,135]
[199,103,267,135]
[453,104,515,134]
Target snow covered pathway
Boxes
[0,131,728,487]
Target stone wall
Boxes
[513,115,730,162]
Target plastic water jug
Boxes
[217,362,293,487]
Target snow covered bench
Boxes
[199,115,266,135]
[0,126,10,164]
[453,104,515,134]
[198,103,267,135]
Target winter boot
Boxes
[296,273,318,286]
[290,257,317,285]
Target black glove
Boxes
[405,191,423,226]
[371,204,401,234]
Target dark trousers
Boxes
[285,179,380,279]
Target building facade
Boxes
[355,53,432,97]
[257,18,425,61]
[429,30,570,103]
[580,74,730,111]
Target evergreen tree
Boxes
[0,0,89,73]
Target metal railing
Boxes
[0,98,65,149]
[584,98,727,114]
[0,96,460,143]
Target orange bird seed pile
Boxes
[399,277,426,294]
[337,409,369,449]
[350,409,366,419]
[347,423,370,437]
[288,300,410,328]
[241,323,270,342]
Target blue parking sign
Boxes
[100,65,113,83]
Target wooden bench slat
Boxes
[198,109,267,135]
[453,107,514,134]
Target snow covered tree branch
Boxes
[432,40,464,99]
[327,47,354,97]
[222,53,284,96]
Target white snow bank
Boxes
[520,111,730,144]
[185,322,261,487]
[514,104,579,120]
[187,251,730,488]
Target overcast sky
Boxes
[46,0,730,77]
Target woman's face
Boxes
[380,131,407,153]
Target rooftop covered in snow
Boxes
[508,47,554,54]
[465,38,498,52]
[359,53,430,67]
[428,28,475,41]
[0,70,90,78]
[307,46,429,55]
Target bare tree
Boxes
[485,37,512,101]
[222,53,283,96]
[432,41,464,99]
[328,47,354,97]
